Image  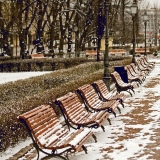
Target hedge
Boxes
[0,57,91,72]
[0,56,132,152]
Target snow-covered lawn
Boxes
[0,71,51,84]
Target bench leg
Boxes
[117,106,121,114]
[112,111,116,117]
[119,99,124,108]
[107,118,111,125]
[131,88,135,94]
[32,142,40,160]
[92,134,97,142]
[139,80,142,84]
[82,145,88,154]
[136,82,140,87]
[106,108,116,117]
[127,90,132,96]
[101,125,105,132]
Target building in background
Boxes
[139,8,160,47]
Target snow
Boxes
[0,57,160,160]
[0,71,51,84]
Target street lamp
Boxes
[73,25,78,57]
[130,0,137,63]
[103,0,111,91]
[143,11,148,56]
[158,22,160,49]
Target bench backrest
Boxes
[109,49,126,56]
[85,50,97,56]
[135,48,150,53]
[125,65,135,75]
[124,65,133,76]
[55,92,91,123]
[31,53,45,59]
[77,84,119,117]
[109,49,126,53]
[17,105,67,149]
[76,84,101,110]
[110,71,126,87]
[55,92,110,130]
[136,59,150,74]
[92,80,110,100]
[130,63,141,74]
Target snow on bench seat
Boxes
[55,92,109,131]
[76,84,121,117]
[17,105,94,159]
[92,79,127,108]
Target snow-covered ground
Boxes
[0,71,51,84]
[0,57,160,160]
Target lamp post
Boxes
[103,0,111,91]
[73,25,78,57]
[130,0,137,63]
[67,25,72,53]
[143,11,148,56]
[159,24,160,47]
[97,1,103,62]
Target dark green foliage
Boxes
[0,58,90,72]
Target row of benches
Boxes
[85,49,127,57]
[111,56,155,97]
[17,55,155,160]
[135,48,150,54]
[85,48,151,58]
[29,47,151,59]
[18,79,129,159]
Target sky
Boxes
[0,57,160,160]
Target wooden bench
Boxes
[76,84,121,117]
[109,49,127,56]
[141,56,155,69]
[92,80,127,108]
[130,63,148,78]
[136,58,151,74]
[85,50,98,59]
[17,105,94,160]
[85,50,97,56]
[124,65,142,86]
[139,57,153,69]
[138,57,153,72]
[125,64,145,83]
[135,48,150,54]
[31,53,46,59]
[54,92,110,131]
[110,71,136,96]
